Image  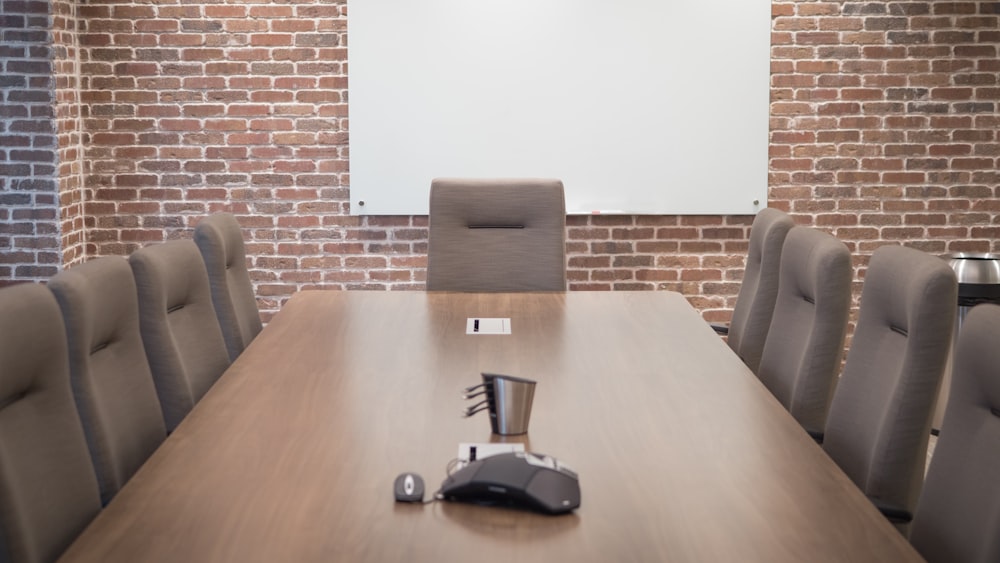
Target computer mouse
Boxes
[394,472,425,503]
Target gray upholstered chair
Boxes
[426,178,566,292]
[822,244,957,526]
[909,303,1000,563]
[0,283,101,563]
[129,240,231,432]
[48,256,167,505]
[715,207,794,373]
[193,212,263,361]
[756,226,852,439]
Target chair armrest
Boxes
[869,497,912,524]
[710,323,729,335]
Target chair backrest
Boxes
[727,208,794,373]
[129,240,231,432]
[0,283,101,563]
[823,245,957,519]
[48,257,167,505]
[756,226,852,436]
[426,178,566,292]
[909,304,1000,563]
[193,212,263,361]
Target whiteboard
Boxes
[347,0,771,216]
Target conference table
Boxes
[59,291,922,562]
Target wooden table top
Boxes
[59,291,922,562]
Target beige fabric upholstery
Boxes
[0,283,101,563]
[194,212,263,361]
[910,304,1000,563]
[726,208,794,373]
[823,245,957,523]
[129,240,231,432]
[756,226,852,436]
[48,257,167,505]
[426,178,566,292]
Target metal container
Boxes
[464,373,537,435]
[486,373,537,435]
[934,253,1000,430]
[949,252,1000,288]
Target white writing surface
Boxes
[348,0,771,216]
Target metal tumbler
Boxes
[463,373,537,435]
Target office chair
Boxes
[822,245,957,527]
[0,283,101,563]
[426,178,566,292]
[48,256,167,505]
[909,304,1000,563]
[129,240,231,432]
[194,212,263,362]
[756,226,852,439]
[715,207,794,373]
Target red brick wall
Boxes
[75,1,356,314]
[53,0,86,267]
[770,0,1000,319]
[0,0,62,284]
[2,0,999,323]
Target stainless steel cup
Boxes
[482,373,536,435]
